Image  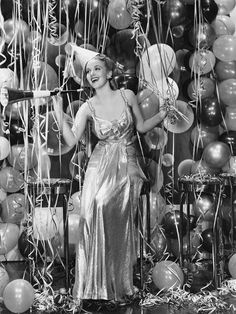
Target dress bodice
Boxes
[87,90,135,142]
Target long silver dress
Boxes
[72,90,145,301]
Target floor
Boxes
[1,258,236,314]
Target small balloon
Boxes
[218,78,236,107]
[1,193,26,224]
[162,0,187,26]
[152,260,184,290]
[219,131,236,155]
[187,77,215,100]
[137,88,160,120]
[150,227,167,260]
[161,210,187,239]
[224,106,236,131]
[198,96,224,127]
[202,141,231,169]
[162,153,174,167]
[215,60,236,81]
[107,0,132,30]
[178,159,195,176]
[0,137,10,160]
[0,166,24,193]
[7,144,37,171]
[144,127,168,150]
[0,223,20,254]
[189,49,216,75]
[193,193,215,221]
[188,22,216,49]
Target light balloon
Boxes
[202,141,231,168]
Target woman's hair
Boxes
[82,54,116,88]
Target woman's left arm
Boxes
[125,89,167,133]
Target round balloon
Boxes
[140,44,176,84]
[188,22,216,49]
[107,0,132,30]
[215,60,236,81]
[162,0,187,26]
[137,88,160,120]
[144,127,168,150]
[187,77,215,100]
[0,223,20,254]
[189,49,216,75]
[0,267,9,297]
[193,193,215,221]
[211,15,235,37]
[59,213,80,244]
[198,96,224,127]
[219,131,236,155]
[161,210,187,239]
[191,124,219,149]
[191,159,220,176]
[228,253,236,278]
[212,35,236,62]
[202,141,231,169]
[224,106,236,131]
[218,78,236,107]
[3,279,34,313]
[7,144,37,171]
[0,137,10,160]
[1,193,25,224]
[150,228,167,260]
[0,166,24,193]
[201,228,213,252]
[152,260,184,290]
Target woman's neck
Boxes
[94,84,115,100]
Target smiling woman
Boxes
[53,46,167,307]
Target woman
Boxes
[53,53,167,304]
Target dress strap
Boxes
[120,89,129,107]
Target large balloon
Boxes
[0,223,20,254]
[1,193,26,224]
[215,61,236,81]
[137,89,160,120]
[161,210,187,239]
[7,144,37,171]
[198,96,224,127]
[140,44,176,84]
[212,35,236,62]
[152,260,184,290]
[0,166,24,193]
[189,50,216,75]
[193,193,215,221]
[211,15,235,37]
[202,141,231,168]
[218,79,236,107]
[161,0,187,26]
[187,77,215,100]
[224,106,236,131]
[219,131,236,155]
[3,279,34,313]
[107,0,132,30]
[188,22,216,49]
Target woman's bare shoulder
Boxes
[122,89,136,105]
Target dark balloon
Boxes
[162,0,187,27]
[201,228,213,252]
[18,230,46,261]
[112,74,139,94]
[215,61,236,81]
[198,96,225,127]
[201,0,219,23]
[188,22,216,49]
[219,131,236,155]
[161,210,187,239]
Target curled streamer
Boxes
[48,0,59,40]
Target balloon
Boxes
[193,193,215,221]
[215,60,236,81]
[187,77,215,100]
[150,192,166,226]
[3,279,34,313]
[198,96,224,127]
[224,106,236,131]
[161,210,187,239]
[18,230,46,260]
[228,253,236,278]
[189,49,216,74]
[140,44,176,84]
[152,260,184,290]
[7,144,37,171]
[202,141,231,168]
[214,0,236,14]
[4,18,30,44]
[51,234,76,261]
[137,89,160,120]
[0,223,20,254]
[0,166,24,193]
[200,228,213,252]
[8,119,26,145]
[161,0,187,26]
[39,111,75,156]
[223,156,236,174]
[112,74,139,94]
[0,267,9,297]
[211,15,235,37]
[0,137,10,160]
[150,227,167,260]
[178,159,195,176]
[163,100,194,133]
[218,78,236,106]
[59,214,80,244]
[212,35,236,62]
[162,153,174,167]
[107,0,132,30]
[69,151,88,182]
[0,68,18,89]
[201,0,219,23]
[219,131,236,155]
[156,77,179,106]
[191,125,219,148]
[144,127,168,150]
[188,22,216,49]
[1,193,26,224]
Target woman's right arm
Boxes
[52,96,89,147]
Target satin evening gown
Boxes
[72,90,145,301]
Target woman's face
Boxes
[85,58,111,89]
